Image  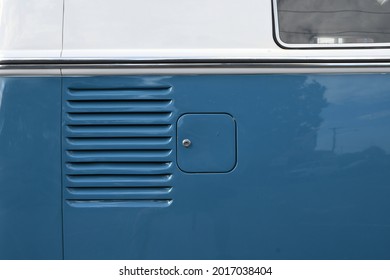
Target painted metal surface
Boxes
[2,0,390,60]
[0,77,62,259]
[62,74,390,259]
[0,0,63,58]
[177,114,236,173]
[60,0,390,60]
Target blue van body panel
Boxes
[1,74,390,259]
[0,77,62,259]
[62,74,390,259]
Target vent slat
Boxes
[69,86,171,91]
[66,180,172,188]
[66,125,172,137]
[67,87,172,100]
[67,95,172,101]
[67,100,173,112]
[66,162,172,175]
[65,137,172,150]
[66,150,172,162]
[66,175,172,187]
[64,187,173,200]
[66,199,173,208]
[67,187,172,195]
[67,112,173,124]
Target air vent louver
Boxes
[63,86,174,208]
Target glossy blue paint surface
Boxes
[0,77,62,259]
[0,74,389,260]
[62,74,390,259]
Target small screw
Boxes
[182,139,192,148]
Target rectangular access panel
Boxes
[177,113,236,173]
[63,74,390,259]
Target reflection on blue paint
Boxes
[314,75,390,154]
[0,77,62,260]
[0,74,389,260]
[62,74,390,260]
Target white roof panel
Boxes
[1,0,390,60]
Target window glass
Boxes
[275,0,390,45]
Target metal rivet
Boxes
[182,139,192,148]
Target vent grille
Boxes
[63,86,174,208]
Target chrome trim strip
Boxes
[272,0,390,49]
[2,56,390,66]
[2,64,390,76]
[0,69,61,76]
[61,67,390,75]
[2,61,390,76]
[2,61,390,70]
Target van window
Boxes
[274,0,390,46]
